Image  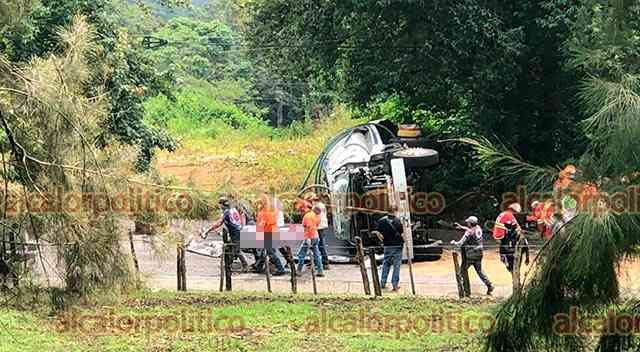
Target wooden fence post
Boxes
[265,252,272,293]
[285,246,297,294]
[452,251,465,299]
[176,240,186,291]
[219,250,224,292]
[460,250,470,297]
[309,246,318,295]
[368,249,382,297]
[176,242,181,291]
[355,237,371,295]
[223,232,232,292]
[128,230,140,288]
[512,236,523,295]
[405,242,416,295]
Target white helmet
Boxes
[465,216,478,225]
[508,203,522,213]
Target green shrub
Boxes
[144,84,271,138]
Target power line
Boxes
[140,35,432,52]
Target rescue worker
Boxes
[451,216,494,296]
[553,164,600,220]
[255,194,287,276]
[309,192,330,270]
[377,206,404,292]
[207,197,249,272]
[493,202,529,273]
[527,200,554,241]
[296,201,324,277]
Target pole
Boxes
[461,250,470,297]
[405,242,416,295]
[368,249,382,297]
[128,230,141,287]
[219,250,224,292]
[176,242,184,291]
[355,237,371,295]
[285,246,297,294]
[223,232,232,292]
[512,236,523,295]
[265,252,272,293]
[452,251,465,299]
[181,242,187,291]
[309,245,318,295]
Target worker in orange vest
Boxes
[527,200,554,241]
[493,203,521,240]
[554,164,600,219]
[493,203,529,272]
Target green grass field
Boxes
[1,290,496,352]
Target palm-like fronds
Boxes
[482,3,640,350]
[457,137,558,192]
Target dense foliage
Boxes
[1,0,178,171]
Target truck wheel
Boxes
[392,148,439,168]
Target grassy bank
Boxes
[154,108,362,202]
[0,290,495,352]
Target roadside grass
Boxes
[0,290,495,352]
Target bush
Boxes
[144,85,271,138]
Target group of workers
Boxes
[200,164,595,295]
[450,164,599,295]
[203,192,331,278]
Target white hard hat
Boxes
[465,216,478,224]
[508,203,522,212]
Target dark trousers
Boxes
[318,228,329,264]
[229,230,248,268]
[461,259,493,292]
[255,248,285,273]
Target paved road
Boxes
[29,220,640,298]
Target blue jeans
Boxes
[296,238,323,274]
[318,228,329,264]
[380,246,403,289]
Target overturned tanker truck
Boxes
[300,120,444,261]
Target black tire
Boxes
[392,148,439,168]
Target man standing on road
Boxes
[309,193,330,270]
[377,207,404,292]
[493,202,529,273]
[296,201,324,277]
[256,194,287,276]
[208,197,249,272]
[451,216,494,296]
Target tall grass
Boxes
[153,106,362,219]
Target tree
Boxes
[1,15,133,296]
[0,0,177,171]
[244,0,587,164]
[469,2,640,351]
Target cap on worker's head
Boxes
[531,200,541,209]
[218,196,230,207]
[560,164,577,179]
[465,216,478,225]
[295,198,311,211]
[508,203,522,213]
[304,192,319,201]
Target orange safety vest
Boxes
[493,210,519,240]
[530,202,554,240]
